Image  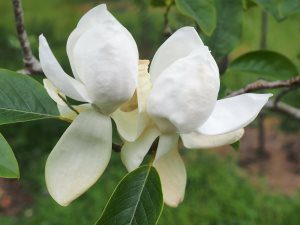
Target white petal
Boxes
[112,60,152,142]
[155,133,179,160]
[197,93,272,135]
[39,35,90,102]
[45,110,112,206]
[154,145,186,207]
[67,4,116,80]
[57,104,92,122]
[181,129,244,149]
[73,18,138,114]
[43,79,67,106]
[147,49,220,133]
[150,27,205,82]
[121,127,160,172]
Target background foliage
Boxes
[0,0,300,224]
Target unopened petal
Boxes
[147,49,220,133]
[73,17,138,114]
[45,110,112,206]
[67,4,116,80]
[121,127,160,172]
[39,35,90,102]
[181,129,244,149]
[197,93,272,135]
[150,27,205,81]
[154,145,186,207]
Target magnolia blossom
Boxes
[38,4,138,206]
[115,27,272,207]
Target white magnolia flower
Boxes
[39,4,138,206]
[115,27,272,207]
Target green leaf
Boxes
[175,0,216,35]
[205,0,243,60]
[254,0,300,20]
[0,133,19,178]
[95,166,163,225]
[229,50,299,79]
[0,69,59,125]
[231,141,240,151]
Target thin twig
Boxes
[228,76,300,97]
[266,100,300,119]
[12,0,42,74]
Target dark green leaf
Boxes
[95,166,163,225]
[0,69,59,125]
[0,133,19,178]
[229,50,298,79]
[279,0,300,17]
[231,141,240,151]
[175,0,216,35]
[205,0,243,60]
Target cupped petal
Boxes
[39,35,90,102]
[121,127,161,172]
[154,144,186,207]
[67,4,116,80]
[181,129,244,149]
[147,49,220,133]
[197,93,272,135]
[150,27,204,81]
[45,110,112,206]
[72,17,138,114]
[112,60,152,142]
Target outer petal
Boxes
[150,27,205,81]
[155,133,179,160]
[181,129,244,149]
[121,127,161,172]
[73,16,138,114]
[45,110,112,206]
[154,144,186,207]
[197,93,272,135]
[147,49,220,133]
[67,4,116,80]
[39,35,90,102]
[112,60,152,142]
[43,79,67,106]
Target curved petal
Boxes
[67,4,116,80]
[154,145,186,207]
[73,17,138,114]
[45,110,112,206]
[198,93,272,135]
[181,129,244,149]
[39,35,90,102]
[150,27,205,82]
[121,127,160,172]
[112,60,152,142]
[147,49,220,133]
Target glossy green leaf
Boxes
[0,69,59,125]
[206,0,243,60]
[175,0,216,35]
[0,133,19,178]
[254,0,300,20]
[229,50,299,79]
[95,166,163,225]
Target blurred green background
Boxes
[0,0,300,225]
